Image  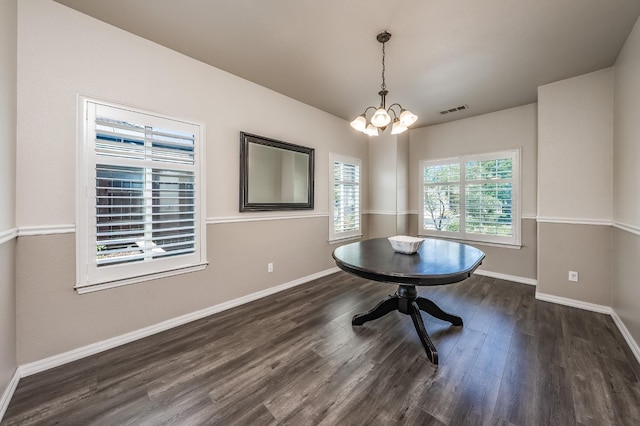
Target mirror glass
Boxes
[240,132,314,211]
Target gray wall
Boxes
[0,0,17,409]
[613,16,640,349]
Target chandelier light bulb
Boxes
[391,119,408,135]
[365,123,379,136]
[399,109,418,127]
[371,108,391,127]
[350,115,367,132]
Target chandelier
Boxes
[350,31,418,136]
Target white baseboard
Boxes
[19,267,340,378]
[610,310,640,366]
[534,291,612,314]
[0,368,20,422]
[473,269,537,286]
[535,292,640,366]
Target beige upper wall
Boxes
[537,68,613,221]
[368,132,398,214]
[614,16,640,228]
[396,132,409,215]
[0,0,17,232]
[17,0,368,229]
[367,131,410,238]
[409,103,538,216]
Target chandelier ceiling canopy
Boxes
[350,31,418,136]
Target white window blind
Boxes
[330,154,361,241]
[420,150,520,246]
[77,98,206,291]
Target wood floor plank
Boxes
[3,272,640,426]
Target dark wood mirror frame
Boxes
[239,132,314,212]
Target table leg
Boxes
[351,286,461,364]
[415,297,463,326]
[408,301,438,364]
[352,295,399,326]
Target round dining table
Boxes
[332,237,485,364]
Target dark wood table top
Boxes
[332,237,485,286]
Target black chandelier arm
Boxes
[387,103,404,115]
[360,105,378,116]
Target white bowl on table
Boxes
[387,235,425,254]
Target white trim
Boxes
[18,225,75,236]
[536,217,612,226]
[365,210,399,215]
[14,214,339,235]
[19,267,340,377]
[208,212,328,224]
[473,269,537,286]
[613,221,640,236]
[611,309,640,366]
[0,228,18,246]
[0,368,20,422]
[521,214,537,220]
[365,210,418,215]
[75,263,209,294]
[454,238,522,250]
[534,291,612,314]
[76,97,207,288]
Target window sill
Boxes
[418,234,522,250]
[328,234,363,245]
[75,262,209,294]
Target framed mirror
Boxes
[240,132,314,211]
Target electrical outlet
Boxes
[568,271,578,282]
[268,262,273,273]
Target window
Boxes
[330,154,361,241]
[76,98,206,292]
[419,150,520,246]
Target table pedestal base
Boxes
[352,285,462,364]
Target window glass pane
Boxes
[95,117,195,165]
[424,163,460,184]
[465,183,512,236]
[151,169,196,258]
[96,165,146,266]
[465,158,512,180]
[332,160,360,235]
[423,184,460,232]
[333,183,360,232]
[334,161,359,183]
[95,167,196,267]
[149,127,195,165]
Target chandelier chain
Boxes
[381,41,386,91]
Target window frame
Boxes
[76,96,207,293]
[329,153,362,242]
[418,149,520,247]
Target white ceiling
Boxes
[54,0,640,128]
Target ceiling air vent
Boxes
[440,104,469,115]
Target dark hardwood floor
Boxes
[3,272,640,425]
